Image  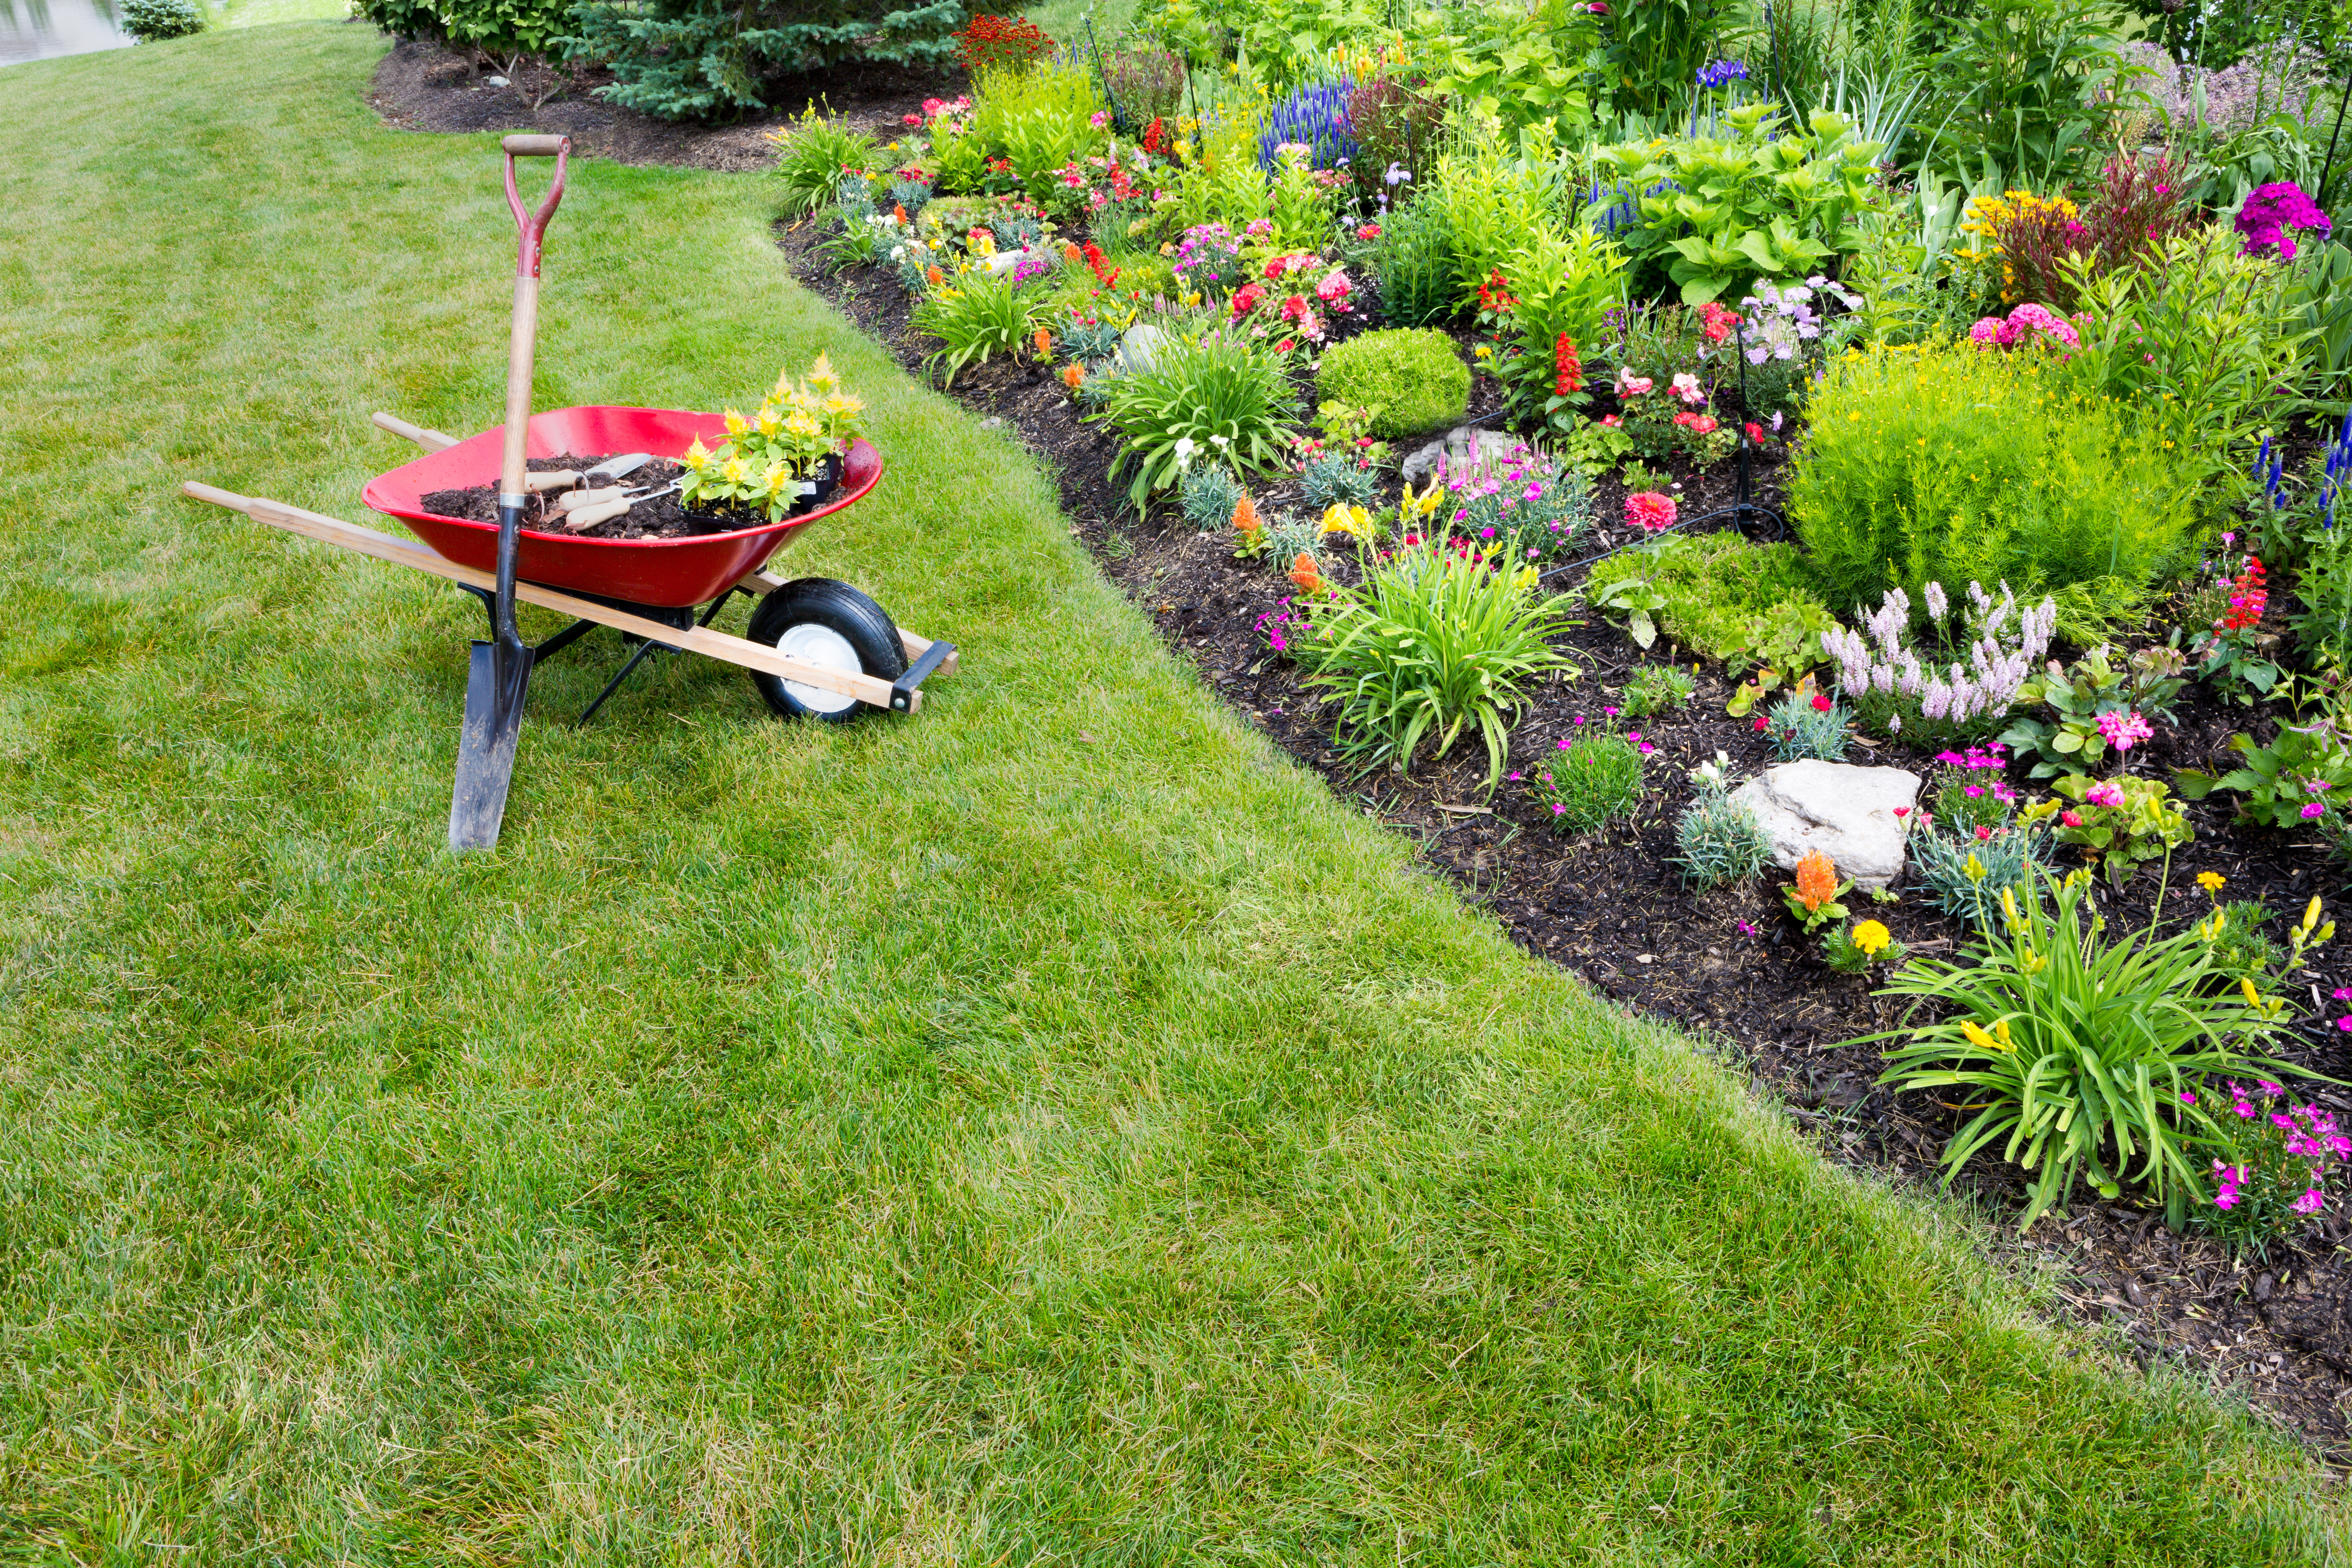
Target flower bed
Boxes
[770,15,2352,1440]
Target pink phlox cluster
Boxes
[1969,303,2081,352]
[2236,182,2333,261]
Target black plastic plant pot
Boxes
[682,454,846,531]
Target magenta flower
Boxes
[2096,709,2153,751]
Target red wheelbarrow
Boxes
[182,134,956,852]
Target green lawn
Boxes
[0,22,2344,1564]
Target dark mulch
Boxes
[777,215,2352,1451]
[366,38,968,171]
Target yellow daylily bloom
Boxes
[2301,897,2323,936]
[1962,852,1987,884]
[1319,503,1372,539]
[1999,886,2020,931]
[1960,1019,2013,1054]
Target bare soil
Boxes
[367,38,967,172]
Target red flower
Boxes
[1810,693,1832,712]
[1744,421,1764,443]
[1753,715,1770,731]
[902,113,923,126]
[1144,116,1163,154]
[1893,806,1910,818]
[1975,825,1993,841]
[1553,333,1583,398]
[1356,222,1381,241]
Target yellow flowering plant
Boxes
[1824,916,1907,975]
[679,355,866,521]
[1860,868,2304,1229]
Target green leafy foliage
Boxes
[1481,225,1629,439]
[1584,533,1828,662]
[2180,716,2352,831]
[1870,870,2296,1229]
[968,58,1105,202]
[1926,0,2129,183]
[1593,105,1886,305]
[915,271,1046,388]
[1368,198,1459,329]
[1298,537,1580,785]
[2024,775,2194,886]
[564,0,962,122]
[1315,329,1468,440]
[1620,663,1696,719]
[1092,332,1299,512]
[2000,642,2187,779]
[772,109,876,217]
[1909,823,2045,933]
[1672,760,1773,888]
[1790,341,2197,611]
[1527,727,1647,835]
[122,0,204,41]
[1418,0,1602,136]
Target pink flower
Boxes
[1314,269,1352,303]
[1811,694,1831,712]
[1670,372,1705,405]
[2096,709,2153,751]
[1975,825,1993,841]
[1893,806,1910,818]
[1090,110,1109,127]
[1601,414,1622,428]
[1753,715,1770,731]
[1624,491,1677,532]
[2061,810,2082,827]
[902,113,924,126]
[2294,1189,2325,1216]
[2084,781,2125,808]
[1969,316,2005,348]
[1355,223,1380,241]
[2304,802,2329,820]
[1616,370,1653,396]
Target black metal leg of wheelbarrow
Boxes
[573,596,731,727]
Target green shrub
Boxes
[1583,533,1828,660]
[772,109,875,217]
[1316,329,1468,439]
[914,272,1045,388]
[123,0,204,40]
[1298,537,1581,785]
[1790,341,2197,612]
[1619,663,1695,718]
[1178,461,1244,530]
[1527,728,1646,834]
[1870,868,2298,1228]
[564,0,961,122]
[1763,692,1851,762]
[968,59,1104,201]
[1672,763,1773,889]
[1091,332,1299,512]
[1370,198,1459,328]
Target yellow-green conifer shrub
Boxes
[1789,341,2198,615]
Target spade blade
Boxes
[448,637,534,852]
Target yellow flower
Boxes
[756,406,781,437]
[721,457,747,484]
[1999,886,2020,931]
[762,460,791,495]
[2196,871,2225,894]
[1319,503,1372,539]
[1962,852,1987,884]
[805,352,841,394]
[2241,977,2261,1008]
[2301,897,2323,936]
[822,392,864,422]
[1960,1019,2013,1054]
[724,408,748,438]
[1851,920,1891,956]
[681,434,711,472]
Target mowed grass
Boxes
[0,23,2343,1564]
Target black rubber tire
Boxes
[744,577,906,722]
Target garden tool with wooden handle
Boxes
[449,132,568,854]
[523,452,652,493]
[555,474,685,532]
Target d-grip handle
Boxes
[494,133,570,652]
[501,134,567,157]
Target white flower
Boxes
[1172,436,1197,469]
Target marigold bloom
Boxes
[2197,871,2225,894]
[1793,850,1838,912]
[1851,920,1891,956]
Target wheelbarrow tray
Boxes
[362,405,881,610]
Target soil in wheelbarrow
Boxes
[425,454,754,540]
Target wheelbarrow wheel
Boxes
[745,577,906,722]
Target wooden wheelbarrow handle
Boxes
[371,411,460,453]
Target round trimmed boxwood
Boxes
[1317,328,1469,439]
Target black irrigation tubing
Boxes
[2319,64,2352,221]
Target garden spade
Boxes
[450,133,569,853]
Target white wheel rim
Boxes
[773,621,863,715]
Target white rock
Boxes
[483,76,510,87]
[1399,423,1537,486]
[983,247,1029,277]
[1728,760,1922,889]
[1113,323,1171,375]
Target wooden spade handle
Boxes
[371,411,461,452]
[502,134,568,157]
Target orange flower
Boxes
[1060,361,1085,390]
[926,265,944,286]
[1287,552,1324,594]
[1231,494,1261,537]
[1793,850,1838,912]
[893,203,908,224]
[1033,327,1053,357]
[1063,242,1083,263]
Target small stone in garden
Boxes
[983,248,1029,277]
[978,416,1003,428]
[1113,323,1170,375]
[1728,760,1922,889]
[484,76,510,87]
